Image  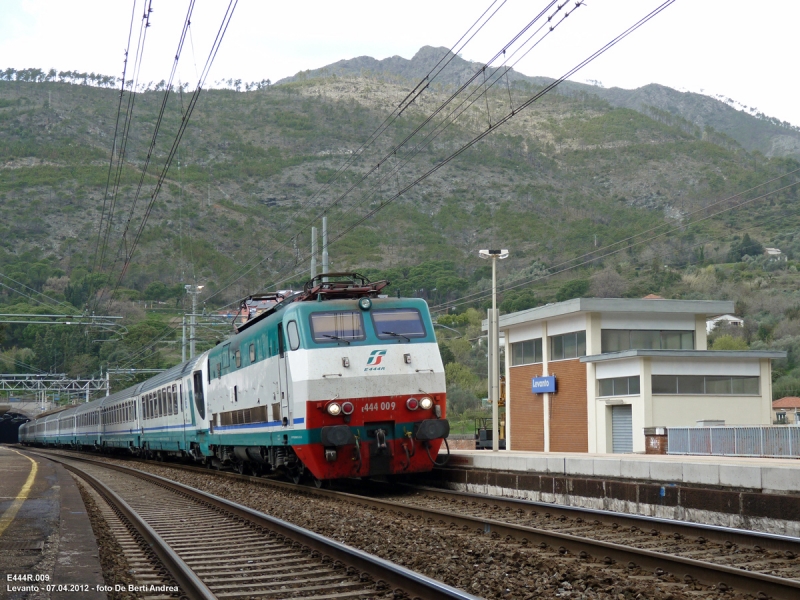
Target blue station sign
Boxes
[532,376,556,394]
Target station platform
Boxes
[0,446,105,599]
[426,449,800,536]
[445,449,800,493]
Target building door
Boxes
[611,405,633,453]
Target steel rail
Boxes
[28,448,800,598]
[55,460,216,600]
[395,482,800,554]
[26,450,483,600]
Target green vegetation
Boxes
[2,68,800,400]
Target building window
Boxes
[652,375,759,395]
[550,331,586,361]
[602,330,694,352]
[776,412,787,424]
[598,375,640,397]
[511,338,543,366]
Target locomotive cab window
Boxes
[371,308,426,341]
[309,311,366,344]
[287,320,300,350]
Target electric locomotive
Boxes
[20,273,450,483]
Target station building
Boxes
[498,298,784,454]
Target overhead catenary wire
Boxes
[431,175,800,314]
[112,1,677,363]
[234,0,671,303]
[204,0,514,303]
[431,165,800,312]
[93,1,155,291]
[0,273,76,311]
[325,0,583,233]
[110,0,238,294]
[95,0,200,311]
[91,0,140,275]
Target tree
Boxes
[438,342,455,366]
[500,288,540,313]
[590,269,628,298]
[556,279,590,302]
[728,233,764,262]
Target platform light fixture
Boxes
[479,249,508,452]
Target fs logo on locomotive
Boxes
[365,349,387,371]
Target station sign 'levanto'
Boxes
[531,376,556,394]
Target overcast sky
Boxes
[2,0,799,126]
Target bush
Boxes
[710,335,748,350]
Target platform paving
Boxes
[0,446,105,600]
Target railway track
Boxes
[29,448,800,599]
[26,450,481,600]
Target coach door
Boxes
[277,324,292,427]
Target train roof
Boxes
[135,354,204,394]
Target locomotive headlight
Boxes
[358,297,372,311]
[419,396,434,410]
[326,402,342,416]
[406,398,419,410]
[341,401,355,415]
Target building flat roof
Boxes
[580,349,786,363]
[496,297,735,330]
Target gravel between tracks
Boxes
[72,475,140,600]
[79,458,759,600]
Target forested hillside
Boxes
[1,47,800,408]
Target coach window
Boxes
[173,384,179,413]
[167,387,173,415]
[287,321,300,350]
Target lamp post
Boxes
[185,284,204,359]
[479,249,508,452]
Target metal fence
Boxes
[667,426,800,458]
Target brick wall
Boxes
[508,364,544,451]
[549,359,588,452]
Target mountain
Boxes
[2,48,800,396]
[281,46,800,161]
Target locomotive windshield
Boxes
[372,308,427,339]
[310,311,366,343]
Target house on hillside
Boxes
[765,247,786,261]
[491,298,785,454]
[773,397,800,424]
[706,314,744,334]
